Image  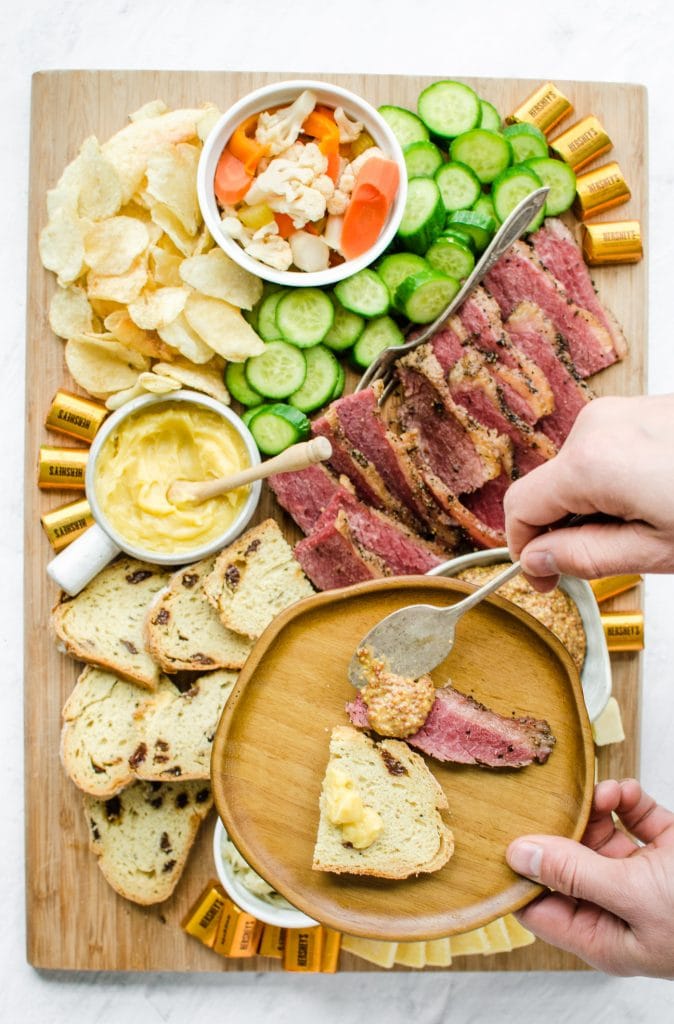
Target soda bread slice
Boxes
[144,557,253,673]
[313,725,454,879]
[83,779,212,905]
[203,518,314,639]
[52,558,171,690]
[62,667,237,797]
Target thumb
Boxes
[520,522,653,581]
[507,835,629,916]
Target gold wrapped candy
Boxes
[506,81,573,134]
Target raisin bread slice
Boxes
[52,558,171,690]
[203,518,314,639]
[84,779,212,904]
[62,668,237,796]
[144,557,253,672]
[313,725,454,879]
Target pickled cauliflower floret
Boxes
[254,89,317,156]
[358,647,436,739]
[244,142,334,229]
[334,106,364,143]
[327,188,350,216]
[220,215,252,243]
[243,221,293,271]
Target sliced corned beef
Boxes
[530,218,627,360]
[505,301,592,448]
[346,685,556,767]
[312,491,445,576]
[460,473,509,534]
[484,241,616,377]
[457,287,554,423]
[268,463,352,534]
[312,407,397,516]
[396,346,509,496]
[430,323,464,372]
[294,510,386,590]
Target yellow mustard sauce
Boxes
[95,403,250,555]
[324,763,383,850]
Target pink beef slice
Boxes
[484,240,617,377]
[505,301,592,448]
[268,463,352,534]
[460,473,510,534]
[530,218,627,359]
[346,686,556,767]
[311,492,444,575]
[430,324,464,372]
[312,408,395,514]
[294,511,386,591]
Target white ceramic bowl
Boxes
[197,79,408,287]
[427,549,612,722]
[213,816,318,929]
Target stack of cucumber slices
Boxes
[228,81,577,457]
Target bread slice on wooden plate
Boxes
[203,518,314,640]
[52,557,171,690]
[83,779,212,905]
[62,667,237,797]
[313,725,454,879]
[144,556,253,673]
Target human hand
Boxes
[504,394,674,590]
[506,778,674,977]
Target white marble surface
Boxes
[2,0,674,1018]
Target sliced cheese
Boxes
[394,941,426,968]
[592,697,625,746]
[340,935,397,968]
[503,913,536,949]
[450,926,489,956]
[425,937,452,966]
[483,918,512,954]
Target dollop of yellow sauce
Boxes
[324,763,383,850]
[95,403,250,555]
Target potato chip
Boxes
[196,105,222,143]
[105,371,180,410]
[127,286,189,331]
[88,298,124,319]
[84,216,150,275]
[87,256,148,304]
[149,201,199,257]
[184,293,265,361]
[150,246,184,287]
[69,332,150,369]
[179,248,263,310]
[146,143,201,236]
[193,226,215,256]
[48,285,94,339]
[39,207,88,284]
[157,313,215,364]
[76,136,124,221]
[102,107,207,203]
[153,358,230,404]
[129,99,169,122]
[65,336,149,397]
[103,310,173,360]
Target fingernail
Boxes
[507,841,543,880]
[521,550,558,577]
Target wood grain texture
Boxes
[24,70,647,972]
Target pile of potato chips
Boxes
[40,99,266,409]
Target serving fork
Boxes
[355,186,549,402]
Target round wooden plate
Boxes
[211,576,595,941]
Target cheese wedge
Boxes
[483,918,512,954]
[340,935,397,968]
[450,926,489,956]
[503,914,536,949]
[394,941,426,968]
[425,937,452,966]
[592,697,625,745]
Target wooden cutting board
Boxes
[24,70,647,972]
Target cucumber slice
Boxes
[378,105,429,148]
[479,99,502,132]
[331,359,346,400]
[435,161,481,213]
[440,226,477,254]
[244,341,306,399]
[275,288,334,348]
[352,316,405,370]
[334,268,390,318]
[397,177,445,255]
[288,345,341,414]
[425,236,475,281]
[524,157,577,216]
[472,193,496,222]
[403,140,444,179]
[417,80,480,139]
[257,289,287,342]
[446,209,496,253]
[322,297,364,351]
[503,123,549,163]
[249,403,311,456]
[242,403,270,427]
[224,362,263,407]
[395,269,460,324]
[450,129,512,184]
[492,164,545,231]
[377,252,429,304]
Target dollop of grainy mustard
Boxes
[358,647,435,738]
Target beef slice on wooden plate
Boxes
[203,518,314,640]
[84,779,213,905]
[51,557,171,690]
[144,556,253,673]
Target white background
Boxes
[2,1,673,1020]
